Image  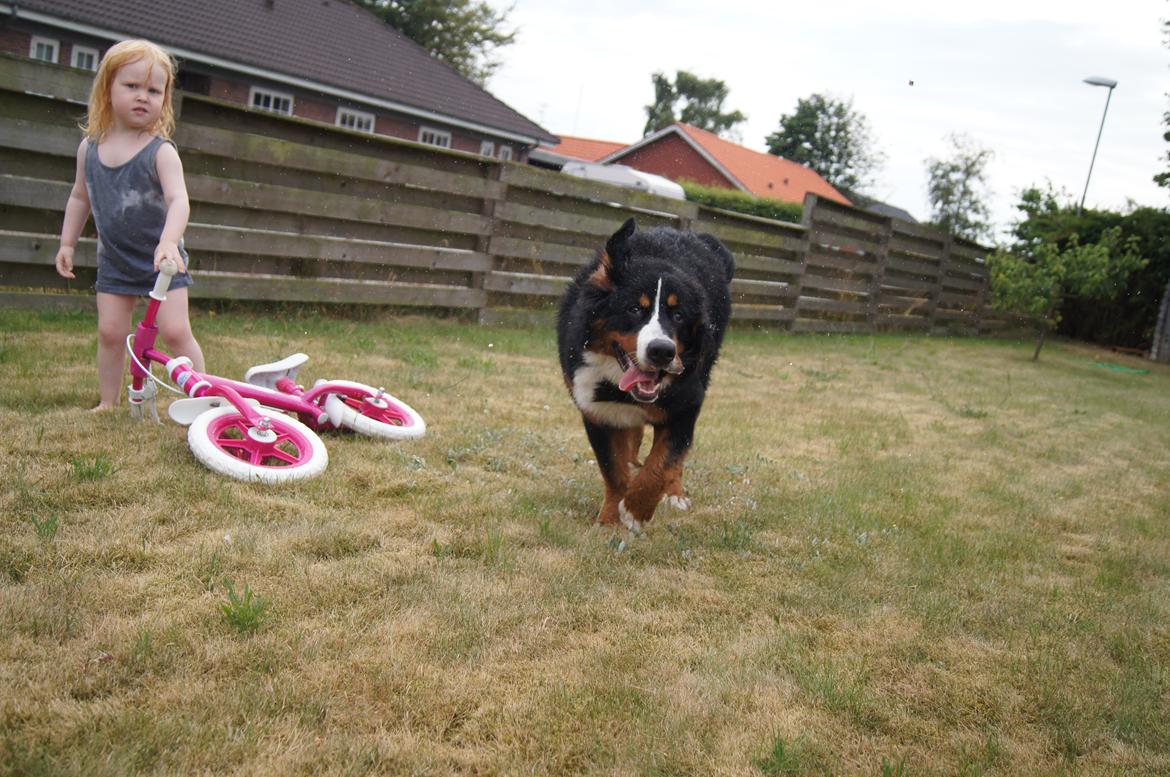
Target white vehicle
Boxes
[561,161,686,200]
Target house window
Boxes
[337,108,376,133]
[479,140,495,157]
[72,46,100,71]
[498,145,513,161]
[249,86,294,115]
[418,126,451,148]
[30,37,59,64]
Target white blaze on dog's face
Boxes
[635,278,670,369]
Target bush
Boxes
[680,180,802,224]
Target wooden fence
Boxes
[0,54,993,333]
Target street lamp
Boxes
[1079,75,1118,213]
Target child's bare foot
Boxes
[90,403,117,413]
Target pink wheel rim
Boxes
[340,394,414,427]
[207,414,316,468]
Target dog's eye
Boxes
[671,310,684,323]
[628,304,643,315]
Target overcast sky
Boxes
[485,0,1168,238]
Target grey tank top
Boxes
[85,135,192,295]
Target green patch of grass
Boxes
[71,454,117,482]
[219,580,271,636]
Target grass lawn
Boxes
[2,306,1169,776]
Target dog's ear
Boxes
[697,233,735,282]
[600,218,637,282]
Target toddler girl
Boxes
[55,39,205,410]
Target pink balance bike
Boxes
[126,260,426,483]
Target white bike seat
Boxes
[244,353,309,389]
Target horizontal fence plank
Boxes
[192,271,483,308]
[482,271,566,298]
[177,122,504,201]
[797,295,869,315]
[732,304,795,322]
[801,273,872,296]
[500,163,698,219]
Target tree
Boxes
[643,71,746,137]
[924,133,994,241]
[765,93,883,194]
[988,190,1145,361]
[356,0,516,85]
[1156,20,1170,189]
[1007,185,1170,350]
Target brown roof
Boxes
[605,123,850,206]
[15,0,556,144]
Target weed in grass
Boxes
[718,519,753,553]
[30,513,59,543]
[195,546,225,593]
[71,454,116,482]
[1,539,36,583]
[219,580,270,636]
[880,755,910,776]
[131,626,154,666]
[756,735,811,775]
[483,527,506,566]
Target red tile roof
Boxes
[17,0,556,144]
[606,123,850,206]
[547,135,627,162]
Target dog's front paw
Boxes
[661,494,691,511]
[618,500,645,535]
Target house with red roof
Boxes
[1,0,556,160]
[601,123,850,207]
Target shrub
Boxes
[680,180,802,224]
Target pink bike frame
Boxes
[129,268,367,429]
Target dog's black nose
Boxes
[646,338,676,368]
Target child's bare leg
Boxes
[95,292,136,409]
[156,287,205,371]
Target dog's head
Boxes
[584,218,732,403]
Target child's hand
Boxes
[154,242,186,274]
[55,246,76,279]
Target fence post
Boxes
[927,233,952,334]
[1152,277,1170,362]
[794,193,818,327]
[476,160,505,325]
[868,214,892,332]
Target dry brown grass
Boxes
[2,307,1169,775]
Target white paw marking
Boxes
[662,495,691,511]
[618,500,644,535]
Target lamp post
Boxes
[1079,76,1118,213]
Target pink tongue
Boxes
[618,364,658,393]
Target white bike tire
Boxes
[188,405,328,483]
[321,379,426,441]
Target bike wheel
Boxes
[188,406,328,483]
[321,379,426,440]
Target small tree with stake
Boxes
[988,227,1145,361]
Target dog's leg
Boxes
[661,463,691,511]
[620,411,696,531]
[584,419,640,525]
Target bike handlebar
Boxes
[150,258,179,300]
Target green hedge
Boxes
[680,180,803,224]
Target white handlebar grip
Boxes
[150,259,179,300]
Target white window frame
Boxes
[30,36,59,64]
[71,45,100,72]
[418,126,452,149]
[479,140,495,157]
[249,86,294,116]
[336,107,376,134]
[498,145,513,161]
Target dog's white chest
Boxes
[572,351,645,428]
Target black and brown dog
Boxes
[557,218,735,532]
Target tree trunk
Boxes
[1032,326,1048,361]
